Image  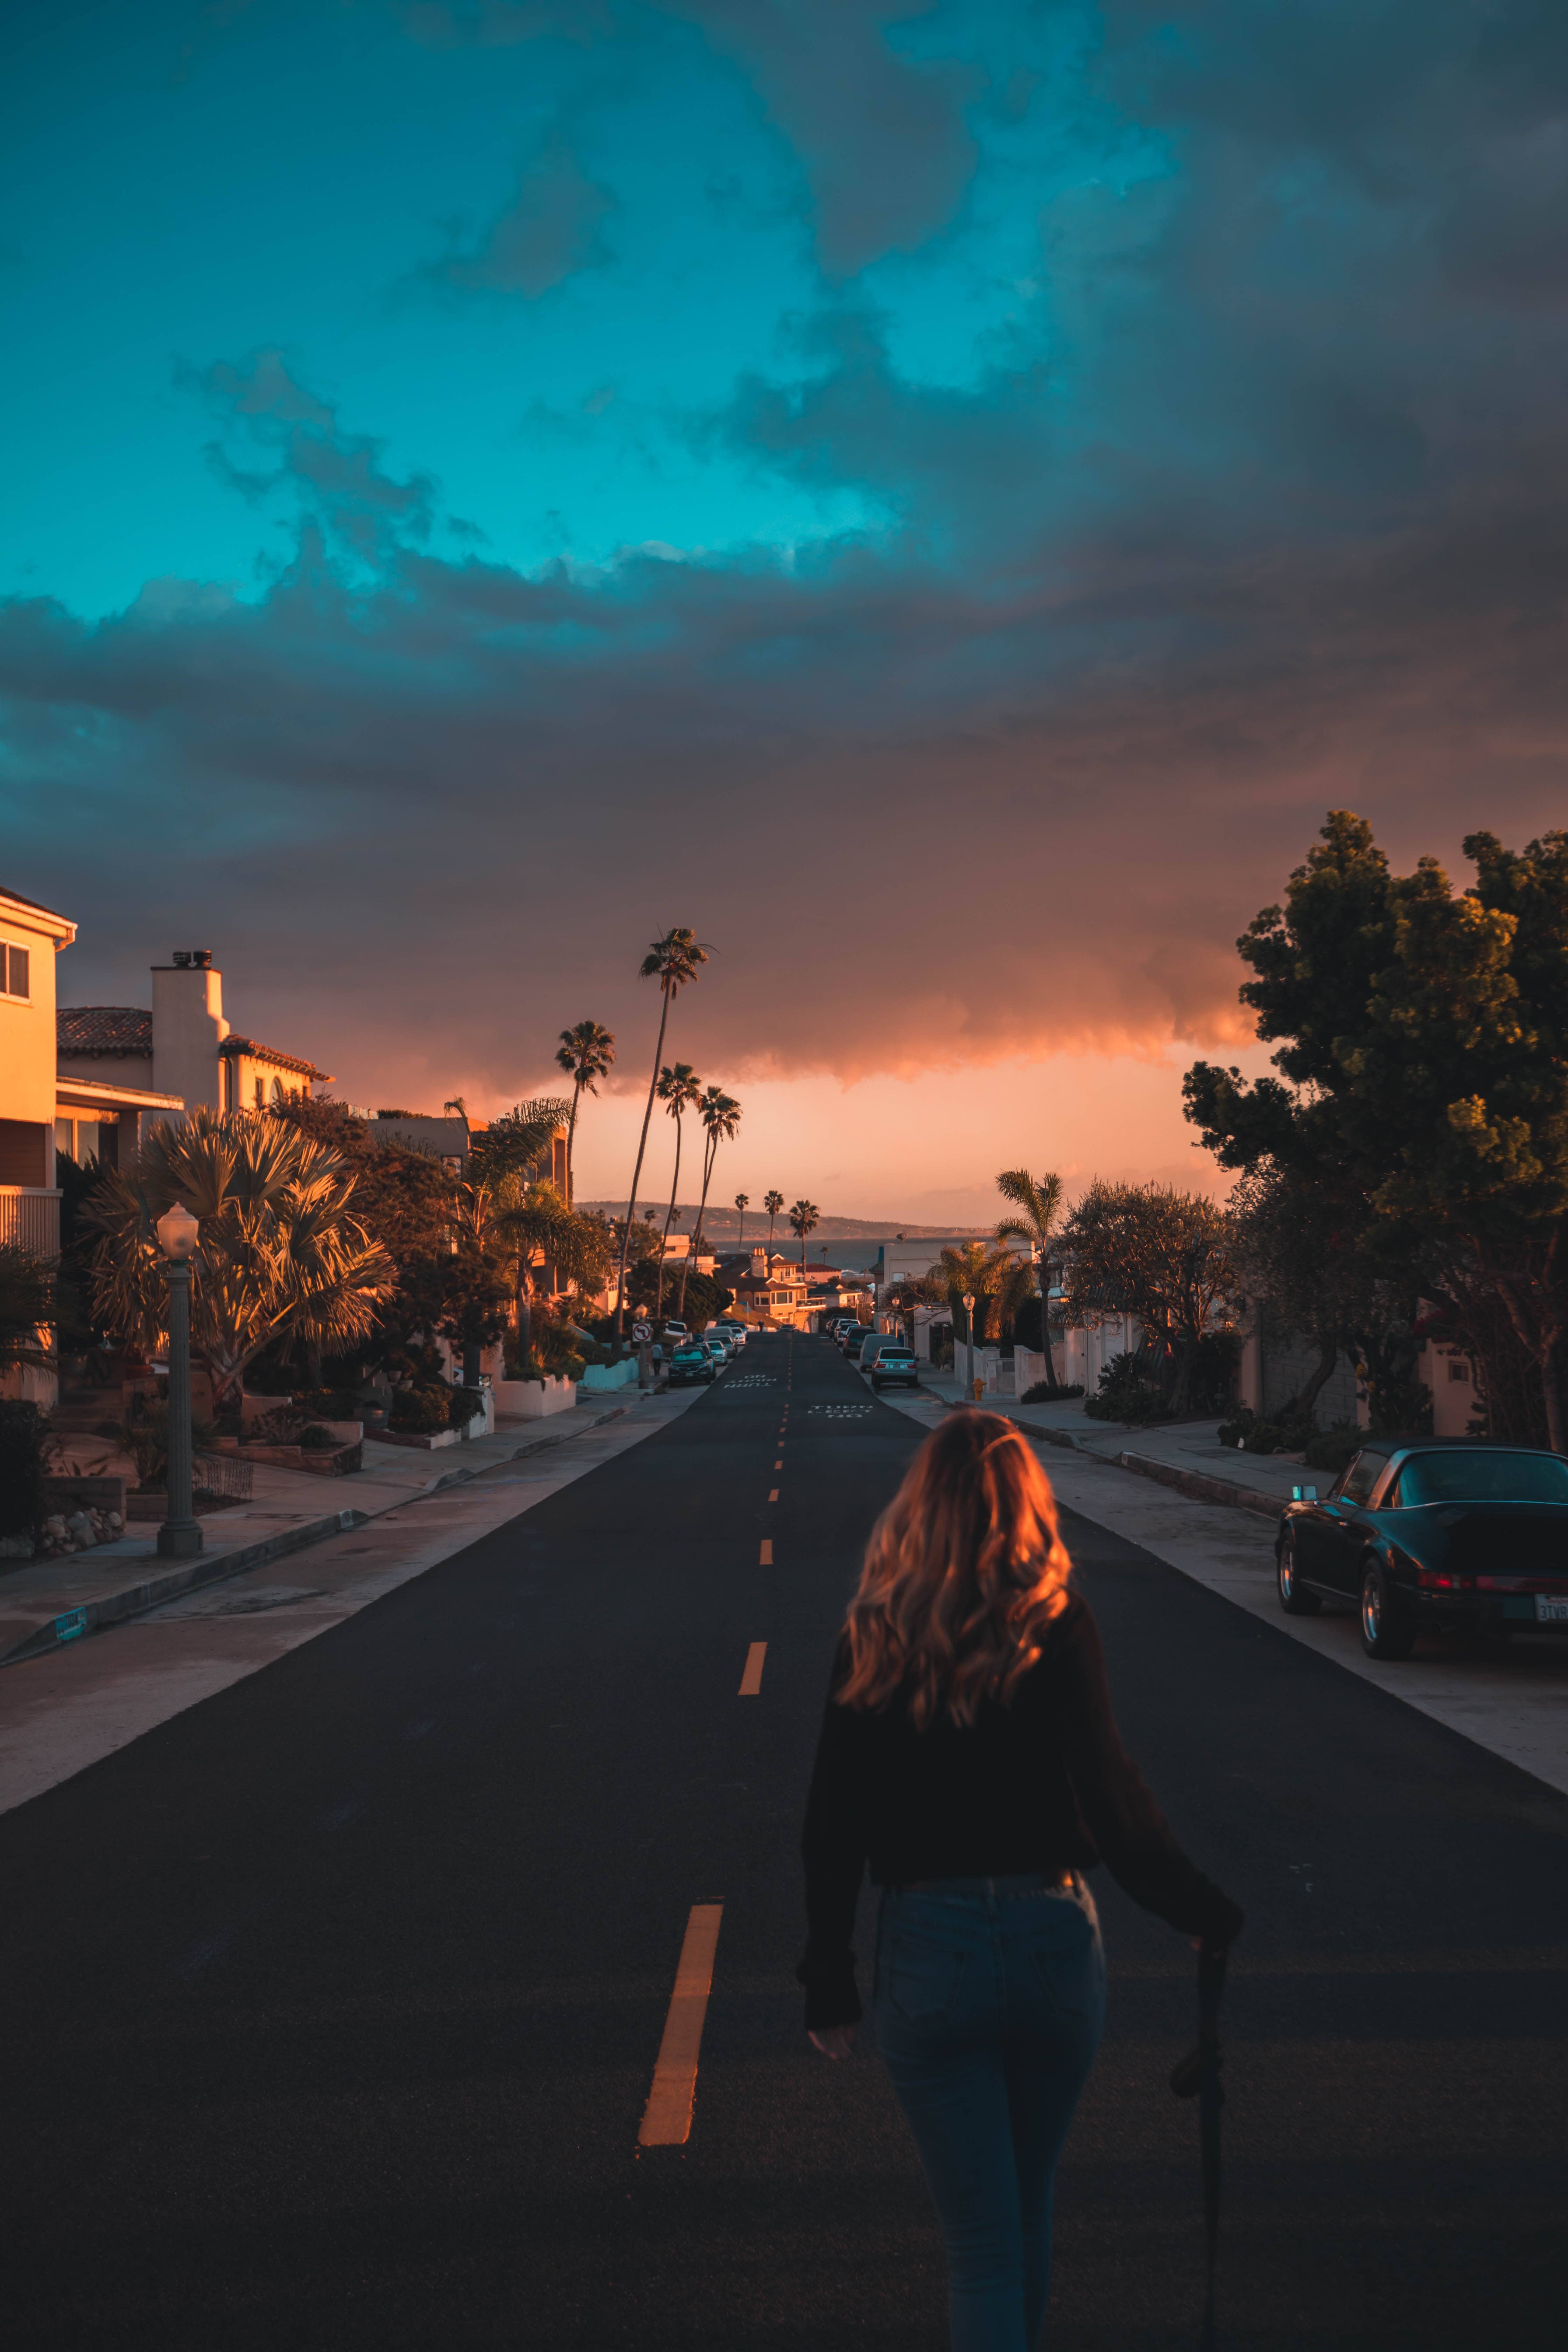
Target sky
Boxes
[5,0,1568,1222]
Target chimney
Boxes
[152,952,230,1115]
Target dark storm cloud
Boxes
[8,2,1568,1103]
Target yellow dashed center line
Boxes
[738,1642,767,1695]
[768,1487,779,1502]
[759,1539,772,1565]
[638,1904,724,2148]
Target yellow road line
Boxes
[774,1458,782,1468]
[760,1539,772,1564]
[769,1487,779,1502]
[738,1641,767,1695]
[638,1903,724,2147]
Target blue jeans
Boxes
[873,1875,1106,2351]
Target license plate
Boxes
[1535,1595,1568,1623]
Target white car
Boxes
[713,1320,748,1350]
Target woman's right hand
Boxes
[809,2025,856,2059]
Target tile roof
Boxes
[219,1035,332,1082]
[58,1006,153,1057]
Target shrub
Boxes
[299,1423,339,1450]
[1303,1420,1365,1473]
[450,1386,484,1429]
[117,1396,219,1488]
[1083,1352,1163,1426]
[292,1388,362,1420]
[0,1401,48,1540]
[1020,1382,1084,1404]
[389,1386,450,1433]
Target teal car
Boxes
[669,1343,715,1385]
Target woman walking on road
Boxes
[799,1411,1243,2350]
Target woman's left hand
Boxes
[809,2025,856,2059]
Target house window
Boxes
[1,943,30,1000]
[254,1078,265,1109]
[271,1076,286,1105]
[1448,1358,1471,1384]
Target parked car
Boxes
[662,1321,689,1343]
[713,1319,747,1349]
[668,1343,715,1385]
[870,1345,919,1392]
[1275,1437,1568,1659]
[839,1323,872,1353]
[856,1333,899,1370]
[701,1337,729,1371]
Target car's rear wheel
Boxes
[1360,1560,1416,1660]
[1276,1533,1321,1615]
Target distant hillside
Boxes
[578,1205,989,1242]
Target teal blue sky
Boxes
[5,1,1568,1133]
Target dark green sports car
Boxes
[1276,1437,1568,1660]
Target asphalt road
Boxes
[2,1331,1566,2349]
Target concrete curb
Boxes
[0,1507,371,1667]
[1,1404,636,1669]
[1114,1450,1284,1521]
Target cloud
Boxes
[421,128,618,298]
[188,350,445,565]
[671,1,979,276]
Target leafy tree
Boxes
[1062,1182,1236,1412]
[1185,813,1568,1447]
[764,1189,784,1249]
[613,929,711,1340]
[554,1020,616,1203]
[495,1181,614,1365]
[681,1086,741,1314]
[0,1244,57,1380]
[84,1109,393,1414]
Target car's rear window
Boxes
[879,1350,914,1362]
[1395,1451,1568,1506]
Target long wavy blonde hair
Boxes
[838,1410,1073,1729]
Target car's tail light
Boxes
[1416,1569,1474,1591]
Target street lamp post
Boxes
[155,1202,203,1561]
[962,1292,976,1402]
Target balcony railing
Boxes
[0,1188,61,1259]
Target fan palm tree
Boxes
[554,1019,616,1204]
[995,1167,1066,1393]
[789,1199,820,1288]
[933,1238,1035,1351]
[680,1087,742,1316]
[764,1189,784,1254]
[83,1108,393,1415]
[734,1192,749,1254]
[655,1063,701,1318]
[613,928,712,1341]
[484,1097,574,1183]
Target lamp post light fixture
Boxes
[154,1201,204,1561]
[961,1292,977,1401]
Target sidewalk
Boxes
[915,1367,1305,1517]
[0,1393,650,1668]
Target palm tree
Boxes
[613,928,712,1342]
[655,1063,701,1318]
[789,1199,820,1291]
[680,1087,741,1315]
[995,1167,1066,1394]
[933,1238,1035,1354]
[84,1108,393,1415]
[554,1020,616,1205]
[764,1189,784,1255]
[734,1192,749,1254]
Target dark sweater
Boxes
[798,1592,1244,2028]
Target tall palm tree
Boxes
[734,1192,749,1254]
[680,1087,741,1316]
[613,928,711,1342]
[554,1019,616,1205]
[789,1199,820,1292]
[995,1167,1066,1393]
[655,1062,701,1318]
[764,1189,784,1255]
